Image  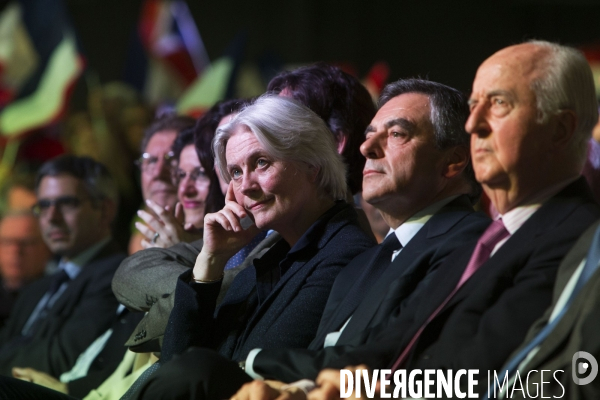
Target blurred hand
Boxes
[231,380,306,400]
[12,367,68,394]
[136,200,202,249]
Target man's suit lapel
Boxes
[327,196,480,342]
[321,197,482,347]
[49,241,121,314]
[340,232,430,338]
[1,278,52,339]
[443,178,595,312]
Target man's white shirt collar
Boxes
[387,195,460,259]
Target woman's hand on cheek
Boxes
[194,183,261,281]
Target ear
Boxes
[552,109,577,149]
[443,146,469,179]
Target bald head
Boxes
[466,41,597,213]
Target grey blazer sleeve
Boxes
[112,240,204,312]
[115,233,281,351]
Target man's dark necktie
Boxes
[482,224,600,400]
[22,269,70,337]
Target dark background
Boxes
[66,0,600,95]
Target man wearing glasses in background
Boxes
[0,155,125,382]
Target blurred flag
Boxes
[0,0,84,137]
[362,61,390,101]
[176,32,247,117]
[176,57,233,117]
[581,43,600,98]
[0,2,39,107]
[132,0,209,105]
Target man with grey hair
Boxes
[0,155,127,379]
[234,41,600,400]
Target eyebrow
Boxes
[365,118,416,136]
[469,90,514,105]
[226,149,266,170]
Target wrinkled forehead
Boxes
[145,130,177,154]
[370,93,432,130]
[225,126,264,159]
[473,44,549,90]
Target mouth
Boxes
[246,198,273,211]
[473,147,492,155]
[182,200,203,209]
[47,230,69,241]
[363,168,384,177]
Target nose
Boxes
[465,102,491,137]
[3,240,23,254]
[239,171,259,197]
[156,158,173,179]
[46,204,64,223]
[179,177,198,197]
[360,132,385,159]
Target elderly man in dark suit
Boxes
[0,155,125,378]
[232,41,600,400]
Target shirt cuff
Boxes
[245,348,264,380]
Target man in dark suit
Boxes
[485,220,600,400]
[129,79,490,400]
[0,155,126,379]
[234,41,600,400]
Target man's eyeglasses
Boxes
[32,196,88,217]
[135,152,177,173]
[172,167,210,184]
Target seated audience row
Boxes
[1,41,600,400]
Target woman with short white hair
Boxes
[138,95,375,400]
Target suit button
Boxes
[422,355,430,360]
